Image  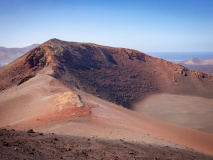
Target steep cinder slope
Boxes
[0,38,212,108]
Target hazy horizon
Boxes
[147,52,213,61]
[0,0,213,54]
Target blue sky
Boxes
[0,0,213,54]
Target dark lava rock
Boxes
[2,141,9,146]
[27,129,35,133]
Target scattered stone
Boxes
[181,70,187,76]
[27,129,35,133]
[173,76,177,82]
[39,133,43,136]
[82,150,88,157]
[0,127,212,159]
[3,142,9,146]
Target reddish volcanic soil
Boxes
[1,74,213,157]
[1,129,213,160]
[0,39,213,159]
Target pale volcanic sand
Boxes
[1,75,213,156]
[132,94,213,134]
[0,74,71,127]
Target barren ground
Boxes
[1,129,213,160]
[1,39,213,159]
[0,75,213,158]
[132,94,213,134]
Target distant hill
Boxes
[185,57,213,65]
[172,57,213,75]
[0,44,39,68]
[173,57,213,65]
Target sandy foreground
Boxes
[1,74,213,159]
[1,129,213,160]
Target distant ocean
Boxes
[146,52,213,61]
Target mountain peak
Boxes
[1,39,213,107]
[0,39,159,106]
[47,38,63,43]
[191,57,200,60]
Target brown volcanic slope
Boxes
[1,39,213,156]
[0,38,213,108]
